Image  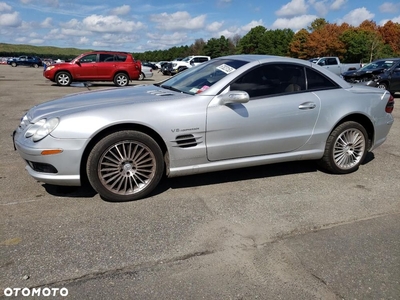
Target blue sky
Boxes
[0,0,399,52]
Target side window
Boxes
[199,57,208,63]
[306,68,338,90]
[115,55,127,62]
[80,54,97,63]
[327,58,338,65]
[99,54,114,62]
[230,64,306,98]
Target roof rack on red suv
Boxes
[43,50,142,87]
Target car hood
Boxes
[27,85,189,121]
[342,68,383,77]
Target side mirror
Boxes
[75,60,81,66]
[218,91,249,105]
[318,61,325,66]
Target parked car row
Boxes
[7,56,43,68]
[340,58,400,95]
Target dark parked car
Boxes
[43,51,142,87]
[342,58,400,83]
[367,61,400,95]
[7,56,43,68]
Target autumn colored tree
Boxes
[288,29,310,59]
[379,21,400,55]
[305,22,349,59]
[307,18,328,32]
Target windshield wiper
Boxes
[162,85,185,93]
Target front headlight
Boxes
[25,118,59,142]
[46,65,55,71]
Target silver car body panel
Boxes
[13,55,394,185]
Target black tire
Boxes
[178,67,187,73]
[377,82,388,90]
[86,131,164,202]
[114,73,129,87]
[55,71,72,86]
[138,72,145,81]
[11,62,17,67]
[33,63,39,68]
[319,121,368,174]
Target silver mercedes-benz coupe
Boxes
[13,55,395,201]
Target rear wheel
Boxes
[33,63,39,68]
[138,72,145,81]
[319,121,368,174]
[86,131,164,202]
[55,71,71,86]
[114,73,129,87]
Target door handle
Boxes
[299,102,316,109]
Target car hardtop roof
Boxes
[82,50,131,55]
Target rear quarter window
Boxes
[306,68,338,90]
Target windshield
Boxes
[159,58,248,95]
[360,60,395,71]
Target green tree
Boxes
[236,25,267,54]
[203,36,235,58]
[261,29,294,56]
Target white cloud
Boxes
[77,37,89,45]
[379,2,400,13]
[0,2,12,12]
[29,38,44,44]
[312,1,329,16]
[276,0,308,17]
[110,5,130,16]
[379,16,400,25]
[0,11,21,27]
[330,0,347,10]
[82,15,145,33]
[41,17,52,28]
[150,11,206,30]
[207,21,224,32]
[337,7,374,26]
[272,15,318,31]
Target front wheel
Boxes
[138,72,145,81]
[114,73,129,87]
[377,82,388,90]
[86,131,164,202]
[11,62,17,67]
[319,121,368,174]
[55,71,72,86]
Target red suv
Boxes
[44,51,141,87]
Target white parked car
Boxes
[138,65,153,80]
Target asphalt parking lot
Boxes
[0,65,399,299]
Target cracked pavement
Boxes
[1,67,399,299]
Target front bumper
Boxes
[13,130,88,186]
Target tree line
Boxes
[132,19,400,64]
[1,18,399,64]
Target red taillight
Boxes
[386,94,394,113]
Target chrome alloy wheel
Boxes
[333,128,366,170]
[116,74,128,86]
[98,141,156,195]
[57,73,70,85]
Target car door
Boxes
[97,53,117,79]
[389,63,400,93]
[75,53,98,79]
[206,63,321,161]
